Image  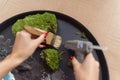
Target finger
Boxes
[23,30,31,35]
[84,53,95,62]
[34,33,45,44]
[16,32,20,36]
[38,44,46,48]
[71,56,81,70]
[95,61,100,67]
[83,53,99,68]
[20,30,31,37]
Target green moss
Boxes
[41,49,61,71]
[12,12,57,35]
[12,19,25,35]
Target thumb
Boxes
[71,56,81,71]
[34,33,45,45]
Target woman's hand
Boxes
[0,30,47,79]
[11,30,46,63]
[71,53,99,80]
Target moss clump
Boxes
[12,12,57,35]
[41,49,61,71]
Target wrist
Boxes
[0,53,23,79]
[8,53,24,66]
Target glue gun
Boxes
[64,40,108,62]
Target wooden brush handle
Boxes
[23,25,54,45]
[23,25,46,36]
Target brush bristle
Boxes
[53,35,62,49]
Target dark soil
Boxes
[0,36,70,80]
[12,58,52,80]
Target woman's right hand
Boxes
[11,30,46,63]
[71,53,99,80]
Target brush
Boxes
[23,25,62,49]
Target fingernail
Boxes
[69,56,74,60]
[44,32,48,38]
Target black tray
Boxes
[0,10,109,80]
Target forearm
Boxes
[0,31,45,79]
[0,53,22,79]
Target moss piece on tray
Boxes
[40,48,61,71]
[12,12,57,35]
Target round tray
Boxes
[0,10,109,80]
